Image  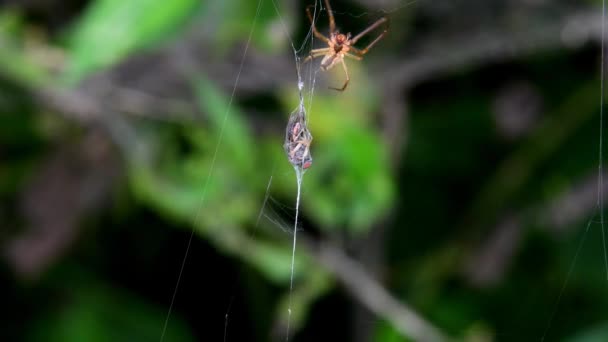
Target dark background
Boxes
[1,0,608,341]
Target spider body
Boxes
[305,0,388,91]
[320,33,350,71]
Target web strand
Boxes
[599,0,608,281]
[542,1,608,339]
[219,2,322,341]
[268,2,323,340]
[224,172,276,342]
[541,218,594,341]
[285,170,303,341]
[159,0,265,340]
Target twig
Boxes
[5,9,603,128]
[465,170,608,287]
[381,11,604,89]
[306,238,451,342]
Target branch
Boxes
[5,9,602,127]
[304,237,452,341]
[381,10,603,89]
[464,170,608,287]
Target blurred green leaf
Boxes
[130,75,259,229]
[127,75,339,336]
[65,0,200,83]
[246,240,299,283]
[195,77,255,170]
[27,283,193,342]
[207,0,287,53]
[373,320,413,342]
[0,13,53,87]
[279,64,395,233]
[0,9,24,36]
[129,75,298,285]
[566,323,608,342]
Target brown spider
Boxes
[304,0,389,91]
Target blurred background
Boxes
[2,0,608,341]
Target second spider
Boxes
[304,0,389,91]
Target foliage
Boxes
[65,0,201,83]
[1,0,608,341]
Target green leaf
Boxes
[129,75,260,229]
[245,240,305,284]
[194,76,255,170]
[566,323,608,342]
[207,0,288,53]
[64,0,200,83]
[27,283,193,342]
[279,63,395,233]
[0,12,53,86]
[373,320,413,342]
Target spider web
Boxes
[157,0,608,341]
[268,1,320,339]
[158,0,323,340]
[541,0,608,339]
[158,0,268,340]
[221,1,322,340]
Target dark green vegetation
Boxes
[1,0,608,341]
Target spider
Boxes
[304,0,389,91]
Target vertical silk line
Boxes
[159,0,265,340]
[286,168,304,341]
[541,219,594,341]
[266,1,320,341]
[600,0,608,281]
[281,4,317,339]
[542,2,607,340]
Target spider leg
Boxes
[306,5,330,44]
[310,48,331,55]
[324,0,336,34]
[303,48,331,64]
[350,17,389,54]
[329,59,349,91]
[352,30,387,55]
[345,53,362,61]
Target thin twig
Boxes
[304,237,451,342]
[381,11,604,89]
